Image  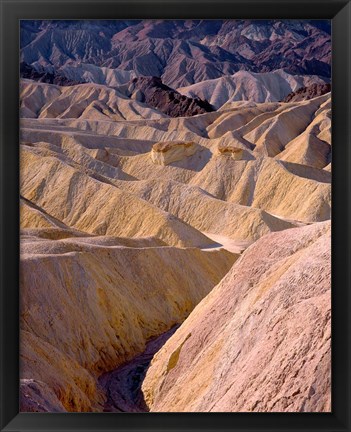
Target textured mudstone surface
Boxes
[142,222,331,412]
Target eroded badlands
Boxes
[19,78,331,412]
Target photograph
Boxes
[19,19,331,413]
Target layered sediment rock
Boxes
[20,62,84,87]
[116,178,295,242]
[21,20,331,89]
[20,79,165,120]
[190,157,331,223]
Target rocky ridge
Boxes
[20,62,84,87]
[20,229,236,411]
[120,76,215,117]
[178,69,328,108]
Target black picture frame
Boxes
[1,1,350,431]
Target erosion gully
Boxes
[98,325,179,412]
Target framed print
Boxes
[1,0,350,431]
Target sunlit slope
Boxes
[20,79,166,120]
[142,222,331,412]
[20,232,237,411]
[20,147,215,248]
[20,81,331,225]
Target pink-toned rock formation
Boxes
[142,222,331,412]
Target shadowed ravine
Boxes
[98,326,179,412]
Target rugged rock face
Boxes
[282,83,331,102]
[277,103,331,168]
[20,230,237,412]
[20,379,66,413]
[121,77,214,117]
[189,156,331,223]
[142,222,331,412]
[20,146,215,248]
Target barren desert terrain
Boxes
[19,19,331,413]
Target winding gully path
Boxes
[98,326,179,412]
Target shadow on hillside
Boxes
[99,325,179,413]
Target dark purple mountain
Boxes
[282,83,331,102]
[121,76,215,117]
[20,62,84,86]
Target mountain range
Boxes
[21,20,331,90]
